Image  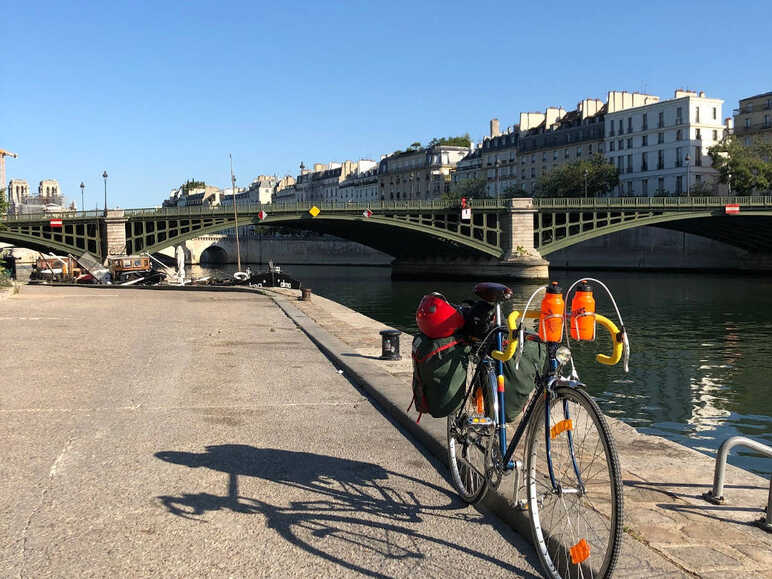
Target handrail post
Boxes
[702,435,772,532]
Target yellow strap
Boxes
[595,314,624,366]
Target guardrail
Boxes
[4,195,772,221]
[702,436,771,532]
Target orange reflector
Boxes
[550,419,573,439]
[497,374,505,392]
[570,538,590,564]
[475,388,484,414]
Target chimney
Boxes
[490,118,500,137]
[313,163,324,172]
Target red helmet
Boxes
[416,293,464,338]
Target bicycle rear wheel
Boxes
[526,386,623,579]
[447,366,495,504]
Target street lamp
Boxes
[584,169,589,198]
[684,154,691,196]
[80,182,85,212]
[102,170,108,213]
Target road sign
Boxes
[461,208,471,220]
[49,219,63,228]
[725,204,740,215]
[309,206,320,217]
[362,209,373,218]
[257,210,268,220]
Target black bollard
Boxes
[379,329,402,361]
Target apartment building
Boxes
[294,160,377,203]
[733,91,772,145]
[339,161,378,202]
[377,144,469,201]
[605,90,725,195]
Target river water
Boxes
[196,263,772,476]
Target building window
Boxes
[618,139,623,150]
[642,113,648,130]
[627,138,632,149]
[618,120,624,134]
[695,146,702,166]
[628,117,633,132]
[577,146,582,158]
[712,129,718,141]
[553,150,557,160]
[658,177,665,194]
[676,107,683,124]
[676,147,683,167]
[531,168,535,177]
[695,128,701,140]
[713,107,717,120]
[676,176,683,194]
[564,149,569,159]
[598,144,604,153]
[588,144,593,154]
[696,174,702,184]
[626,154,632,173]
[658,150,664,170]
[745,118,751,128]
[641,152,648,171]
[695,107,700,122]
[642,135,648,146]
[626,181,633,194]
[658,111,664,128]
[642,179,649,196]
[542,152,546,162]
[658,132,664,144]
[676,129,682,141]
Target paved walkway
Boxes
[0,286,542,577]
[268,287,772,578]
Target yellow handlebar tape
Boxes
[595,314,624,366]
[491,311,539,362]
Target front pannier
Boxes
[411,333,471,419]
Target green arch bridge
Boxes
[2,196,771,278]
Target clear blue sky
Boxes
[4,0,770,209]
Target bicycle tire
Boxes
[446,363,496,504]
[525,386,623,579]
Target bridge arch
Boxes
[200,245,230,264]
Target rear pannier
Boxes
[410,333,471,419]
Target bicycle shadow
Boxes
[155,445,540,577]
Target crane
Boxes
[0,149,18,197]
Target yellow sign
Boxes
[309,206,320,217]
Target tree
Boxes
[445,177,487,201]
[534,154,619,198]
[708,137,772,194]
[0,187,7,216]
[181,179,206,193]
[428,134,472,148]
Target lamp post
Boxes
[102,170,108,213]
[80,182,85,212]
[684,153,691,196]
[584,169,589,198]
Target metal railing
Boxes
[702,436,771,532]
[532,195,772,210]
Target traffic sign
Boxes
[257,210,268,220]
[49,219,63,228]
[362,209,373,218]
[309,206,320,217]
[725,204,740,215]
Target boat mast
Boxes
[229,154,242,273]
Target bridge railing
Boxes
[533,195,772,210]
[0,209,106,222]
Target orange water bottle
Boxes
[539,281,565,342]
[570,281,596,341]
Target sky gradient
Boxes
[4,0,770,209]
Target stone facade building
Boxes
[733,91,772,145]
[605,90,725,195]
[6,178,69,214]
[377,145,469,201]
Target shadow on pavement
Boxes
[155,445,540,577]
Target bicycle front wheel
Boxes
[526,386,623,579]
[447,367,495,504]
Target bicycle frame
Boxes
[466,302,585,493]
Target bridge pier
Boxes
[103,210,128,257]
[392,198,549,280]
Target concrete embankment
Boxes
[265,286,772,578]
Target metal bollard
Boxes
[379,329,402,360]
[301,287,312,301]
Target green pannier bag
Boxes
[411,333,471,419]
[501,339,546,422]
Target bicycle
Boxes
[447,280,630,578]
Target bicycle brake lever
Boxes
[514,325,525,370]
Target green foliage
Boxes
[446,177,487,200]
[428,134,472,148]
[534,154,619,198]
[407,141,422,152]
[181,179,206,193]
[0,187,7,215]
[708,137,772,194]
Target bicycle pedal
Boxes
[467,415,494,428]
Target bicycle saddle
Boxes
[473,282,513,303]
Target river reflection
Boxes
[192,263,772,476]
